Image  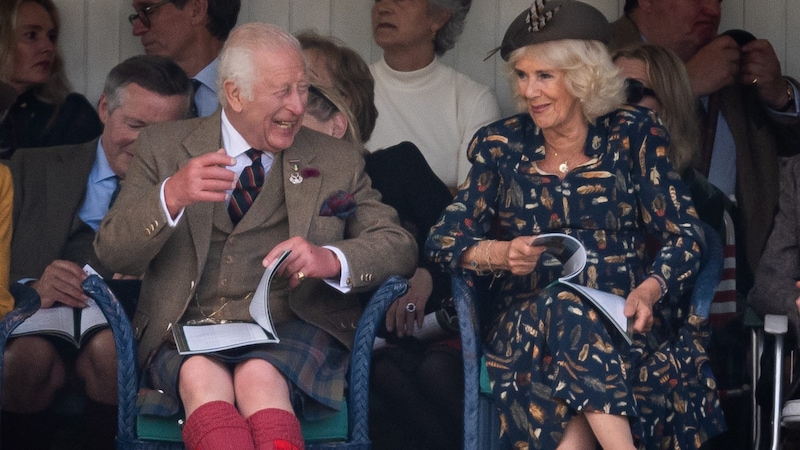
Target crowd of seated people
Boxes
[4,0,800,449]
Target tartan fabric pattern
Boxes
[143,320,348,421]
[228,149,264,225]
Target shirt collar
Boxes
[220,109,252,158]
[194,58,219,94]
[89,139,117,183]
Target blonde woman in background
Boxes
[0,0,102,159]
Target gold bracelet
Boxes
[469,241,488,275]
[485,239,495,272]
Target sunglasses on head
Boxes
[624,78,658,104]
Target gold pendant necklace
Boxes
[548,147,571,174]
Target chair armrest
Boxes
[451,275,482,450]
[347,275,409,444]
[690,221,724,319]
[82,275,140,445]
[0,284,41,343]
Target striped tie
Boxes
[228,149,264,225]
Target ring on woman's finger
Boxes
[405,302,416,313]
[296,271,305,281]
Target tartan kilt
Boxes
[141,319,349,421]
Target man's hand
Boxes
[30,260,89,309]
[741,39,790,110]
[686,35,741,97]
[263,236,342,288]
[163,148,236,218]
[386,267,432,337]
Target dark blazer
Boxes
[1,91,103,160]
[749,155,800,339]
[611,15,800,276]
[94,112,418,366]
[9,139,99,281]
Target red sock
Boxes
[247,408,305,450]
[182,400,255,450]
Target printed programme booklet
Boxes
[531,233,633,344]
[172,250,291,355]
[10,265,108,348]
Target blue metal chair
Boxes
[80,274,409,450]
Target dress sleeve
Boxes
[426,123,502,271]
[626,108,705,297]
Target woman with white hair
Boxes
[366,0,501,189]
[427,1,717,448]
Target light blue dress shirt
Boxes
[193,58,219,118]
[78,140,118,231]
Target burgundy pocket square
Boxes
[320,190,357,218]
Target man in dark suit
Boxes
[610,0,800,293]
[94,23,416,450]
[3,55,192,450]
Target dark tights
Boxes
[369,342,463,450]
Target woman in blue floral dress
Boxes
[426,1,709,448]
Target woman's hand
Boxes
[385,267,433,337]
[624,277,663,333]
[502,236,547,275]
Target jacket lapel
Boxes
[283,145,321,238]
[182,114,223,273]
[46,140,97,228]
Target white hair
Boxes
[217,22,306,106]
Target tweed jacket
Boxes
[611,15,800,275]
[94,112,417,366]
[9,139,100,282]
[749,155,800,340]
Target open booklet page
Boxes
[10,265,109,347]
[173,250,291,355]
[531,233,632,344]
